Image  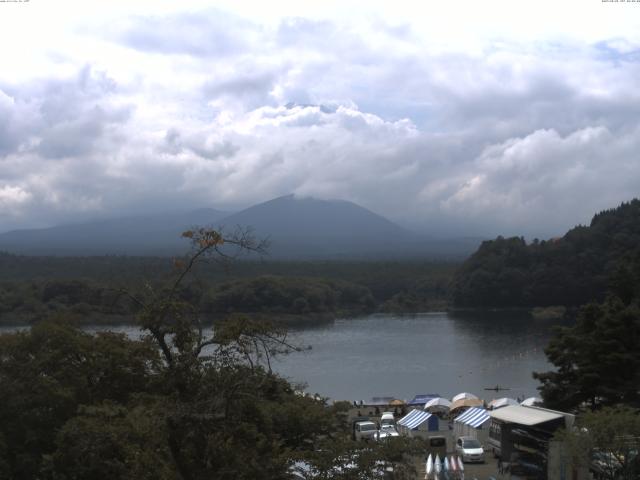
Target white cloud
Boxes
[0,185,32,214]
[0,2,639,237]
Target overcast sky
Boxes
[0,0,639,237]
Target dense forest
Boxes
[0,255,455,325]
[450,199,640,308]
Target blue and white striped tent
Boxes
[397,409,439,436]
[455,407,490,428]
[453,407,490,444]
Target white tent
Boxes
[451,392,479,403]
[520,397,543,407]
[453,407,490,445]
[424,397,452,413]
[488,397,519,409]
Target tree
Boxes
[0,320,160,479]
[533,297,640,412]
[0,227,420,479]
[555,406,640,480]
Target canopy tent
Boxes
[450,397,483,412]
[488,397,519,410]
[389,399,405,406]
[455,408,490,428]
[424,397,452,412]
[398,409,435,429]
[407,394,441,406]
[520,397,543,407]
[451,392,479,403]
[453,407,490,445]
[397,409,442,437]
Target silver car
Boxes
[455,437,485,463]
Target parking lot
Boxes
[414,455,509,480]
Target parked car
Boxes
[351,416,370,440]
[380,412,395,427]
[354,421,378,441]
[376,424,400,440]
[455,437,485,463]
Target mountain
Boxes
[450,199,640,308]
[216,194,422,258]
[217,195,481,259]
[0,208,229,256]
[0,195,481,258]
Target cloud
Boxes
[114,10,259,57]
[0,6,639,238]
[437,126,640,236]
[0,185,31,212]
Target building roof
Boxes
[454,407,490,428]
[370,396,396,405]
[408,394,441,406]
[489,405,564,426]
[398,409,433,429]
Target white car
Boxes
[455,437,485,463]
[376,424,400,440]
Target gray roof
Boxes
[489,405,566,426]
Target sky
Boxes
[0,0,639,237]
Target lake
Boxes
[0,311,565,403]
[276,311,564,402]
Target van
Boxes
[354,421,378,441]
[380,412,395,427]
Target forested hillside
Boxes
[451,199,640,308]
[0,258,455,324]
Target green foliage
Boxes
[0,229,422,478]
[0,321,160,478]
[451,199,640,308]
[203,275,375,316]
[556,406,640,480]
[50,402,174,480]
[534,299,640,411]
[0,258,457,325]
[534,251,640,412]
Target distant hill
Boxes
[450,199,640,308]
[0,209,229,256]
[0,195,481,258]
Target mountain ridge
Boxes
[0,195,480,258]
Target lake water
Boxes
[276,312,563,402]
[0,311,565,403]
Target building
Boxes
[488,405,575,479]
